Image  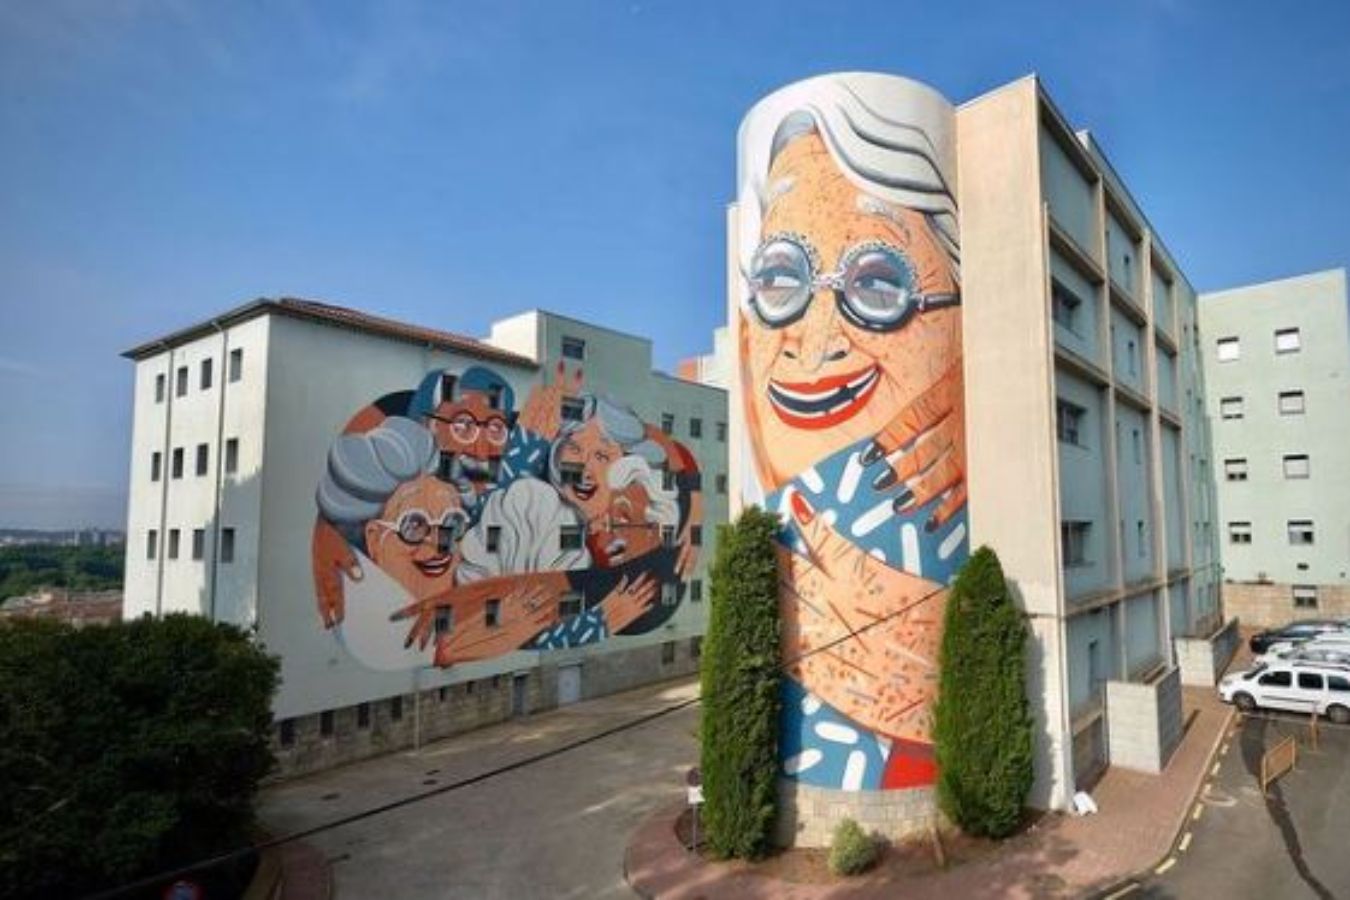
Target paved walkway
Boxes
[627,686,1235,899]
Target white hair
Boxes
[315,417,437,545]
[547,393,666,487]
[456,479,590,582]
[606,455,680,528]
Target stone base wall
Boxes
[1222,582,1350,629]
[774,779,943,848]
[1174,618,1240,687]
[268,637,701,780]
[1105,667,1183,774]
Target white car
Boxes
[1256,639,1350,667]
[1219,661,1350,724]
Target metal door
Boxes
[511,674,529,717]
[557,664,582,707]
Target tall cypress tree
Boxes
[699,506,782,859]
[934,546,1035,838]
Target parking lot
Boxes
[1138,709,1350,899]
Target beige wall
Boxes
[1223,582,1350,629]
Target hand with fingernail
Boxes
[429,579,559,666]
[858,357,966,532]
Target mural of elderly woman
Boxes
[735,74,969,791]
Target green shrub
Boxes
[0,614,279,899]
[699,506,782,859]
[933,546,1035,838]
[828,818,878,876]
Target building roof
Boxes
[121,297,539,368]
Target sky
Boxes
[1,0,1347,529]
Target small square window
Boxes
[191,528,205,560]
[1293,585,1318,610]
[357,702,371,729]
[391,696,403,721]
[1060,521,1090,567]
[689,418,703,439]
[559,525,583,551]
[1223,458,1247,481]
[171,447,184,479]
[558,462,584,488]
[715,421,727,442]
[661,526,675,548]
[1216,337,1240,362]
[319,710,334,737]
[661,641,676,664]
[225,438,239,474]
[1283,454,1310,479]
[155,373,166,403]
[434,607,453,635]
[690,579,703,602]
[200,358,213,390]
[168,529,180,560]
[228,348,243,382]
[176,366,188,397]
[661,582,678,607]
[486,526,502,553]
[1275,328,1301,354]
[559,592,584,618]
[716,473,727,494]
[1051,280,1082,332]
[560,396,585,422]
[561,336,586,361]
[661,413,674,435]
[1228,521,1252,544]
[146,529,158,560]
[196,443,209,476]
[485,599,501,628]
[220,528,235,563]
[1056,400,1085,446]
[151,451,162,482]
[1278,391,1305,415]
[690,525,703,547]
[1288,520,1315,546]
[1220,396,1244,420]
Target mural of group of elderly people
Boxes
[735,74,969,792]
[310,362,703,672]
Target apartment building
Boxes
[122,299,727,775]
[716,72,1222,845]
[1199,269,1350,625]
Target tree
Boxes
[0,614,279,899]
[699,506,782,859]
[933,546,1034,838]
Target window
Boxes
[561,336,586,360]
[228,348,243,382]
[195,443,209,476]
[661,413,674,435]
[662,582,678,607]
[1060,521,1090,567]
[391,696,403,721]
[716,473,727,494]
[220,528,235,563]
[1131,428,1141,464]
[434,606,453,635]
[559,525,583,551]
[1224,458,1248,481]
[168,529,180,560]
[485,384,503,410]
[1288,520,1315,546]
[1329,675,1350,693]
[224,438,238,474]
[1136,520,1146,557]
[1275,328,1301,354]
[557,463,583,488]
[357,702,371,729]
[191,528,205,560]
[1293,585,1318,610]
[689,418,702,439]
[690,637,702,660]
[1279,390,1306,415]
[1297,672,1323,690]
[661,526,676,548]
[691,579,703,602]
[1258,671,1291,688]
[151,451,162,482]
[1219,396,1244,420]
[1126,339,1137,376]
[690,525,703,547]
[560,396,585,422]
[171,447,184,479]
[319,710,334,737]
[278,719,295,747]
[559,592,584,618]
[176,366,188,396]
[1228,521,1252,544]
[200,358,213,390]
[1216,337,1240,362]
[155,373,166,403]
[146,529,158,560]
[1050,280,1082,332]
[661,641,676,664]
[1056,400,1085,446]
[1283,454,1310,479]
[715,421,727,442]
[485,599,501,628]
[486,526,501,553]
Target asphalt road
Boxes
[1137,710,1350,899]
[259,678,701,900]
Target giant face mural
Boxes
[734,74,969,791]
[310,363,702,671]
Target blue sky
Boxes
[1,0,1347,528]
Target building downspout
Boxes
[207,321,230,622]
[154,342,175,618]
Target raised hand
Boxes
[517,361,585,440]
[675,490,703,578]
[312,516,361,628]
[858,358,966,531]
[599,573,658,634]
[391,572,568,651]
[432,580,557,666]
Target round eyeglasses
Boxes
[426,411,509,446]
[377,507,470,552]
[744,233,958,332]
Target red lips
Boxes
[767,365,881,430]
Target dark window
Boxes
[486,526,501,553]
[690,637,702,660]
[485,599,501,628]
[1328,676,1350,693]
[146,530,158,560]
[151,451,162,481]
[1288,520,1315,546]
[196,443,209,476]
[278,719,295,747]
[691,579,703,602]
[191,528,205,560]
[1050,280,1082,332]
[439,372,457,400]
[434,607,453,635]
[1061,521,1090,566]
[155,373,166,403]
[1228,522,1252,545]
[661,526,675,547]
[220,528,235,563]
[691,525,703,547]
[168,529,180,560]
[200,358,213,390]
[661,582,678,607]
[466,680,476,695]
[172,447,184,479]
[1056,400,1084,446]
[437,451,455,481]
[715,421,727,442]
[689,418,703,439]
[391,696,403,721]
[561,336,586,360]
[438,687,448,702]
[228,348,243,382]
[716,473,727,494]
[225,438,239,474]
[560,396,585,422]
[357,702,371,729]
[320,710,334,737]
[661,641,676,664]
[1224,458,1247,481]
[1297,672,1324,690]
[1136,520,1146,557]
[1258,671,1292,687]
[560,525,583,551]
[1293,585,1318,609]
[559,592,583,618]
[558,463,584,488]
[661,413,674,435]
[176,366,188,397]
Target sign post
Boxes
[685,767,703,853]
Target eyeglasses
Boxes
[743,232,958,332]
[374,507,470,552]
[425,411,509,446]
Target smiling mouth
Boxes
[767,365,881,429]
[605,538,628,560]
[414,555,453,578]
[571,480,597,502]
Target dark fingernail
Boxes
[872,468,897,491]
[860,440,885,466]
[891,489,914,513]
[925,516,939,533]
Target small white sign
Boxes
[687,785,704,806]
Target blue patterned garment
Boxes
[779,677,891,790]
[529,608,607,650]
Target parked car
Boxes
[1256,643,1350,668]
[1219,661,1350,724]
[1248,620,1349,654]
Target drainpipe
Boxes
[207,320,230,622]
[154,341,174,618]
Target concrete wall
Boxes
[1222,581,1350,628]
[1175,617,1239,687]
[1105,667,1183,774]
[1056,369,1113,598]
[1038,125,1097,259]
[1110,306,1147,398]
[1051,248,1103,365]
[1114,402,1155,584]
[775,781,942,848]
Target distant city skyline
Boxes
[2,1,1348,529]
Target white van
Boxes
[1218,661,1350,724]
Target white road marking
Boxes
[1154,857,1177,875]
[1178,832,1192,853]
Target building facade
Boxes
[1199,269,1350,625]
[717,72,1222,845]
[122,299,727,775]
